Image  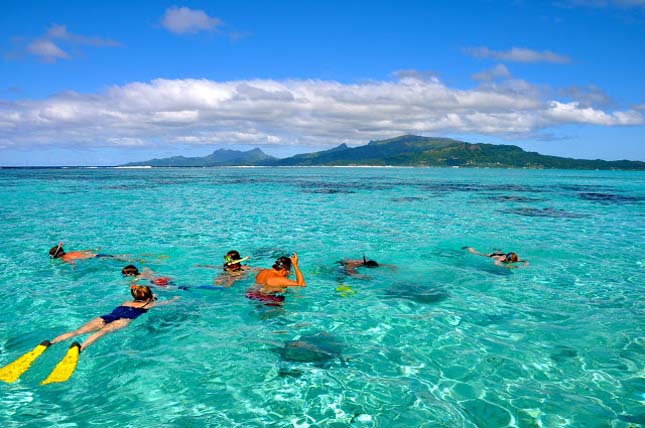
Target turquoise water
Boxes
[0,167,643,428]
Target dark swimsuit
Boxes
[100,302,150,324]
[246,290,285,305]
[94,254,114,258]
[489,252,515,263]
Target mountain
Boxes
[120,136,645,170]
[268,135,645,170]
[122,148,276,167]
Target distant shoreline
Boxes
[2,165,644,171]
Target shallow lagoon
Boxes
[0,167,643,427]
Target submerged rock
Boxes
[578,192,643,204]
[385,283,449,304]
[500,207,588,218]
[278,332,343,367]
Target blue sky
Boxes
[1,0,644,166]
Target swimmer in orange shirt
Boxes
[48,242,117,264]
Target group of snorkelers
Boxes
[0,241,528,385]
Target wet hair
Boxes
[504,252,519,263]
[49,244,65,259]
[122,265,140,276]
[226,250,241,260]
[362,256,379,268]
[224,250,243,271]
[273,256,292,271]
[130,284,154,301]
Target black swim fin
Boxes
[0,340,51,383]
[41,341,81,385]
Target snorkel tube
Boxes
[362,255,379,268]
[50,242,64,259]
[225,256,250,266]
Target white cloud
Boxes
[0,75,641,150]
[107,137,146,146]
[161,7,223,34]
[46,24,121,47]
[465,47,571,63]
[26,39,69,62]
[472,64,512,82]
[560,84,612,107]
[11,24,120,62]
[546,101,642,125]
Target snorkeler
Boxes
[122,264,174,287]
[338,256,395,278]
[247,252,305,303]
[462,246,529,267]
[215,250,260,287]
[0,285,178,385]
[49,242,116,264]
[197,250,259,287]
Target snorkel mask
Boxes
[50,243,64,259]
[362,255,379,268]
[273,257,292,272]
[224,255,250,266]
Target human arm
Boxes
[494,259,529,268]
[196,264,221,269]
[263,253,306,288]
[147,296,180,308]
[290,252,305,287]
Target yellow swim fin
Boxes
[0,340,51,383]
[41,341,81,385]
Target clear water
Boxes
[0,167,643,428]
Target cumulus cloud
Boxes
[161,7,223,34]
[392,70,440,82]
[561,84,612,107]
[465,47,571,63]
[0,75,641,150]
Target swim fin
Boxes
[0,340,51,383]
[41,341,81,385]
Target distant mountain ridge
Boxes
[122,148,276,167]
[120,135,645,170]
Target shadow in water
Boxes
[384,283,449,304]
[499,207,588,218]
[275,332,344,374]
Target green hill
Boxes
[268,135,645,169]
[122,148,276,167]
[121,135,644,170]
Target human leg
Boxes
[80,318,131,351]
[51,318,106,345]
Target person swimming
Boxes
[49,242,115,264]
[338,256,394,278]
[247,252,305,303]
[52,284,177,351]
[121,264,174,287]
[198,250,259,287]
[462,246,529,267]
[0,285,178,384]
